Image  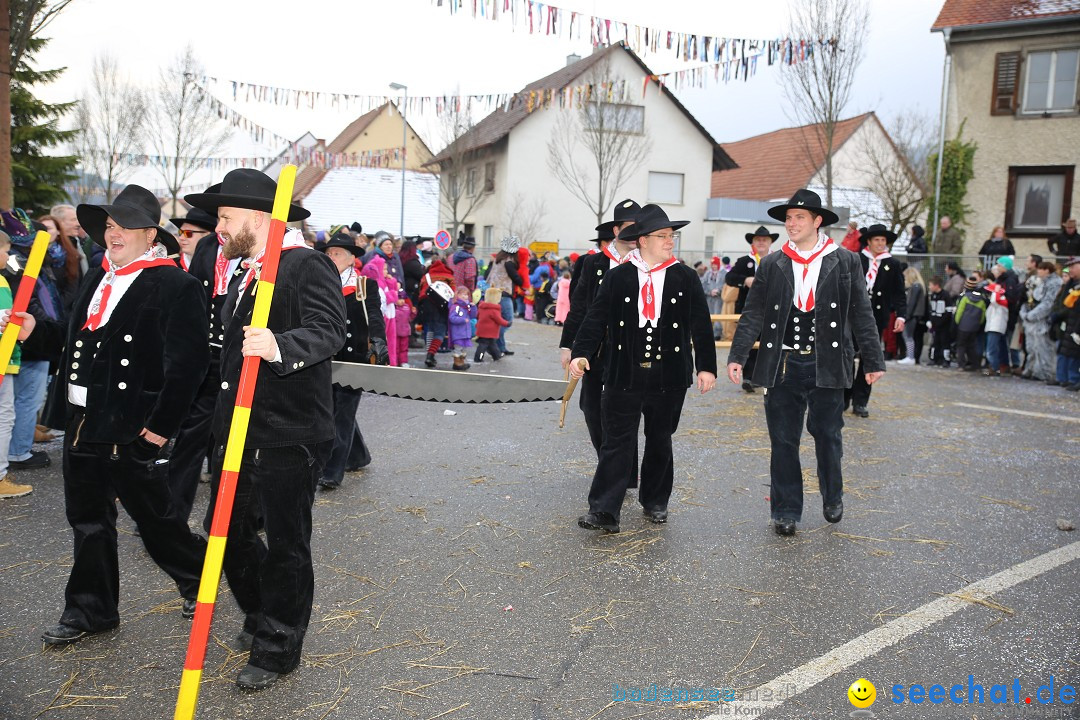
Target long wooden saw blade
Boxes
[332,361,569,403]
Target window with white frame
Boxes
[483,225,493,246]
[647,172,684,205]
[585,103,645,133]
[1022,48,1079,114]
[466,167,479,197]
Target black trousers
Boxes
[60,414,206,632]
[579,366,639,481]
[322,384,367,486]
[955,329,979,370]
[587,367,686,519]
[166,354,219,522]
[208,439,332,674]
[474,338,502,361]
[929,323,951,365]
[847,357,873,409]
[763,352,845,522]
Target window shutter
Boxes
[992,52,1021,115]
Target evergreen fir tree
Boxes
[11,37,78,215]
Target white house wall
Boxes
[303,167,441,236]
[447,50,714,258]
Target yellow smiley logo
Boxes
[848,678,876,708]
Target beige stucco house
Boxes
[426,43,735,258]
[932,0,1080,257]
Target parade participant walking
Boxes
[166,206,236,523]
[486,237,523,355]
[39,185,211,645]
[571,204,717,533]
[847,224,906,418]
[559,199,640,460]
[724,226,778,392]
[185,168,346,690]
[475,288,509,362]
[171,206,216,271]
[317,233,388,491]
[727,189,884,536]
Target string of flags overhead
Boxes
[430,0,831,66]
[109,146,408,174]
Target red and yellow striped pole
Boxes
[174,165,297,720]
[0,231,50,386]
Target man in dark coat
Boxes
[166,206,236,523]
[570,205,717,533]
[847,224,907,417]
[317,233,388,490]
[728,189,885,536]
[724,226,779,392]
[39,185,210,645]
[185,168,346,690]
[559,199,640,462]
[1048,218,1080,257]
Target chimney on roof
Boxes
[566,53,581,66]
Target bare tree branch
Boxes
[145,45,233,211]
[9,0,73,73]
[780,0,868,208]
[74,53,147,202]
[432,97,489,237]
[546,58,652,225]
[501,191,548,248]
[852,112,934,233]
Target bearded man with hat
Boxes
[724,226,779,391]
[38,185,210,646]
[570,204,717,533]
[727,189,884,536]
[847,224,907,418]
[560,198,640,466]
[317,232,388,490]
[185,168,346,689]
[165,204,240,523]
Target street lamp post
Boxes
[389,82,407,240]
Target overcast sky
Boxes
[30,0,947,191]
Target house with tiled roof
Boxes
[289,102,437,234]
[705,113,917,258]
[427,43,735,255]
[931,0,1080,255]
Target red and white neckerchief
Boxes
[179,253,190,271]
[212,233,231,297]
[602,243,629,265]
[627,249,677,323]
[83,247,176,331]
[782,232,837,312]
[862,247,892,292]
[340,265,358,297]
[238,228,309,294]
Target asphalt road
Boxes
[0,320,1077,720]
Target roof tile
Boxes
[932,0,1080,30]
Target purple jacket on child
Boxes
[448,298,477,347]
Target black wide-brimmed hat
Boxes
[318,231,363,258]
[595,198,641,233]
[350,221,363,235]
[767,189,839,227]
[618,204,690,240]
[591,225,615,246]
[169,206,218,233]
[185,168,310,222]
[77,184,179,255]
[745,225,780,244]
[858,223,898,247]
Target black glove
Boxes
[371,338,390,366]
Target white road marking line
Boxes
[702,541,1080,719]
[953,402,1080,424]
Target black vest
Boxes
[783,307,817,351]
[66,325,104,391]
[635,320,659,364]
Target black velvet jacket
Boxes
[560,250,614,354]
[858,254,908,332]
[336,275,386,363]
[212,248,346,448]
[729,248,885,389]
[43,264,210,442]
[571,261,717,391]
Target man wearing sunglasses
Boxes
[170,207,217,272]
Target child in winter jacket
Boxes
[448,286,477,371]
[474,288,510,362]
[395,296,415,367]
[982,281,1009,375]
[953,277,988,371]
[554,271,571,325]
[927,276,953,366]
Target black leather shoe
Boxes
[317,480,339,491]
[182,598,197,619]
[774,518,796,536]
[42,623,91,646]
[741,381,755,393]
[577,512,620,533]
[235,629,254,652]
[10,450,50,470]
[1067,383,1080,392]
[501,349,515,356]
[236,662,280,690]
[823,502,843,523]
[852,405,869,418]
[643,507,668,524]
